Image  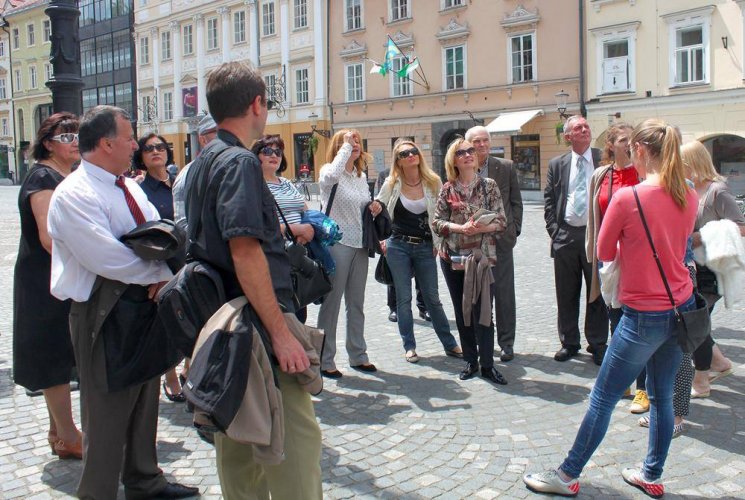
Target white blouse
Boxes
[319,143,370,248]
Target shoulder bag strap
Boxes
[323,183,338,216]
[187,144,233,255]
[631,186,678,311]
[273,198,297,244]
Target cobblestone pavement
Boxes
[0,185,743,499]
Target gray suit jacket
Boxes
[484,156,523,251]
[544,147,601,256]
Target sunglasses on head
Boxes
[260,146,283,157]
[455,147,476,158]
[51,133,78,144]
[397,147,419,159]
[142,143,167,153]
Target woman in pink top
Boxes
[524,119,697,498]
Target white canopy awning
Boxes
[485,109,544,135]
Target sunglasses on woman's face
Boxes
[51,133,79,144]
[397,147,419,159]
[260,146,283,157]
[455,147,476,158]
[142,143,167,153]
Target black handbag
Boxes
[632,187,711,353]
[274,200,333,309]
[695,265,719,296]
[375,254,394,285]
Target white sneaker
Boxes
[621,468,665,498]
[523,469,580,497]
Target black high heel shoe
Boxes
[162,380,186,403]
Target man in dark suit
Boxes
[466,126,523,362]
[374,166,429,323]
[544,115,609,365]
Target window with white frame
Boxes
[591,22,638,95]
[391,56,412,97]
[27,24,35,46]
[43,20,51,42]
[664,8,712,87]
[234,11,246,43]
[265,73,277,101]
[207,18,219,50]
[12,29,19,50]
[345,63,364,102]
[14,70,21,91]
[140,36,149,64]
[263,2,275,36]
[45,63,52,82]
[1,118,7,137]
[345,0,362,31]
[509,33,534,83]
[161,31,171,60]
[294,0,308,29]
[29,66,37,89]
[141,95,153,121]
[442,0,463,8]
[163,91,173,120]
[674,26,705,84]
[0,79,6,99]
[183,24,193,55]
[295,68,309,104]
[390,0,409,22]
[444,45,465,90]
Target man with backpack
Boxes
[184,61,322,499]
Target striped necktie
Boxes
[115,176,147,226]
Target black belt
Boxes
[392,234,431,245]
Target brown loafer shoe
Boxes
[351,363,377,373]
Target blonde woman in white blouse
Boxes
[317,130,383,378]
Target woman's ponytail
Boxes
[658,124,688,208]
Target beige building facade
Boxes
[0,21,16,181]
[134,0,328,176]
[328,0,582,196]
[586,0,745,196]
[3,0,53,180]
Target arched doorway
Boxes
[432,127,466,179]
[701,134,745,196]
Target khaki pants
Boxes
[215,371,322,500]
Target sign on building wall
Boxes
[182,86,198,118]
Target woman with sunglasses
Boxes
[251,135,314,323]
[13,112,83,459]
[317,130,381,378]
[377,140,462,363]
[132,134,186,402]
[432,138,507,385]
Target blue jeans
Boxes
[385,238,458,352]
[560,295,693,481]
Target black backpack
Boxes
[157,261,226,358]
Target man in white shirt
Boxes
[48,105,199,500]
[544,116,609,365]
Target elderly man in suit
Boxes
[466,126,523,362]
[544,115,609,365]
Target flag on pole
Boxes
[396,57,420,78]
[384,38,401,65]
[370,62,386,76]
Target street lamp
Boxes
[554,89,570,120]
[45,0,83,114]
[308,112,331,138]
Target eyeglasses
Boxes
[142,143,167,153]
[397,147,419,159]
[260,146,283,157]
[455,147,476,158]
[50,133,78,144]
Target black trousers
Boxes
[552,226,609,349]
[440,259,495,368]
[492,248,516,349]
[387,278,426,313]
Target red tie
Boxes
[115,176,147,226]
